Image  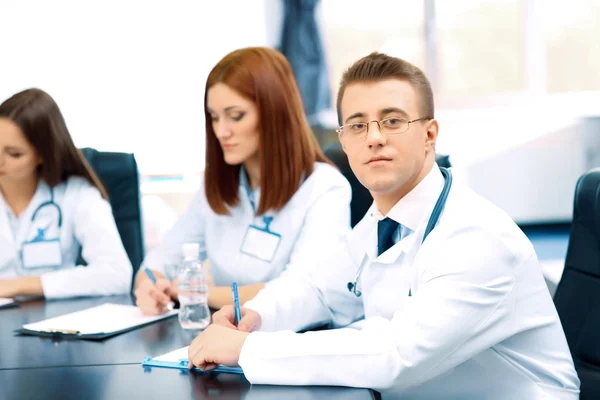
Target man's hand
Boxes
[187,324,249,371]
[212,305,262,332]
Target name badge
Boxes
[21,229,63,269]
[240,217,281,262]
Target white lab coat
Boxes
[0,177,132,298]
[142,162,352,286]
[240,165,580,400]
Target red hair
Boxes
[204,47,330,215]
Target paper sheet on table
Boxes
[154,346,190,362]
[0,297,16,309]
[21,303,177,337]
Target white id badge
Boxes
[21,239,63,269]
[240,225,281,262]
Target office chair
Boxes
[554,168,600,400]
[80,148,145,280]
[323,141,452,227]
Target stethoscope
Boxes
[347,167,453,297]
[30,189,63,233]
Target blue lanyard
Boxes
[246,185,257,214]
[245,184,273,232]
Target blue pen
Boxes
[232,282,242,325]
[144,267,173,311]
[144,267,157,284]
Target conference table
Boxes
[0,295,375,400]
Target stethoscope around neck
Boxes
[347,167,453,297]
[30,189,63,229]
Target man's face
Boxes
[338,79,437,198]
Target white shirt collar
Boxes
[369,163,445,232]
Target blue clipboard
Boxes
[142,356,244,375]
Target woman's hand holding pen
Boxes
[135,269,177,316]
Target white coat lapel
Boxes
[375,203,434,265]
[406,209,438,295]
[376,231,420,264]
[347,215,377,264]
[0,195,18,274]
[14,181,50,249]
[0,194,14,245]
[348,214,417,266]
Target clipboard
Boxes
[142,346,244,375]
[0,298,18,310]
[142,356,244,375]
[15,303,178,340]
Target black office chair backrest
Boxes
[80,148,145,278]
[323,141,452,227]
[554,168,600,399]
[323,142,372,227]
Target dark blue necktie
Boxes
[377,218,399,256]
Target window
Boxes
[320,0,425,102]
[0,0,277,176]
[436,0,523,97]
[543,1,600,92]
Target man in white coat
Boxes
[187,53,580,399]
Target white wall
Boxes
[435,96,600,224]
[0,0,280,175]
[466,120,592,223]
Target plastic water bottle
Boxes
[177,243,210,330]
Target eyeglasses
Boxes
[337,117,432,140]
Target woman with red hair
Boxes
[136,47,351,314]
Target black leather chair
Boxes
[323,142,373,227]
[323,141,452,227]
[554,168,600,400]
[80,148,145,280]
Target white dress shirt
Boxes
[142,162,352,286]
[240,164,580,399]
[0,177,132,298]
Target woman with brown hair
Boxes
[0,88,132,299]
[136,47,351,315]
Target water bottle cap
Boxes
[182,243,200,260]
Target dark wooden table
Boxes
[0,296,374,400]
[0,295,192,370]
[0,364,373,400]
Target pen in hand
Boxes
[144,267,174,311]
[232,282,242,326]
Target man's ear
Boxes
[337,111,348,154]
[425,119,439,153]
[338,131,348,154]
